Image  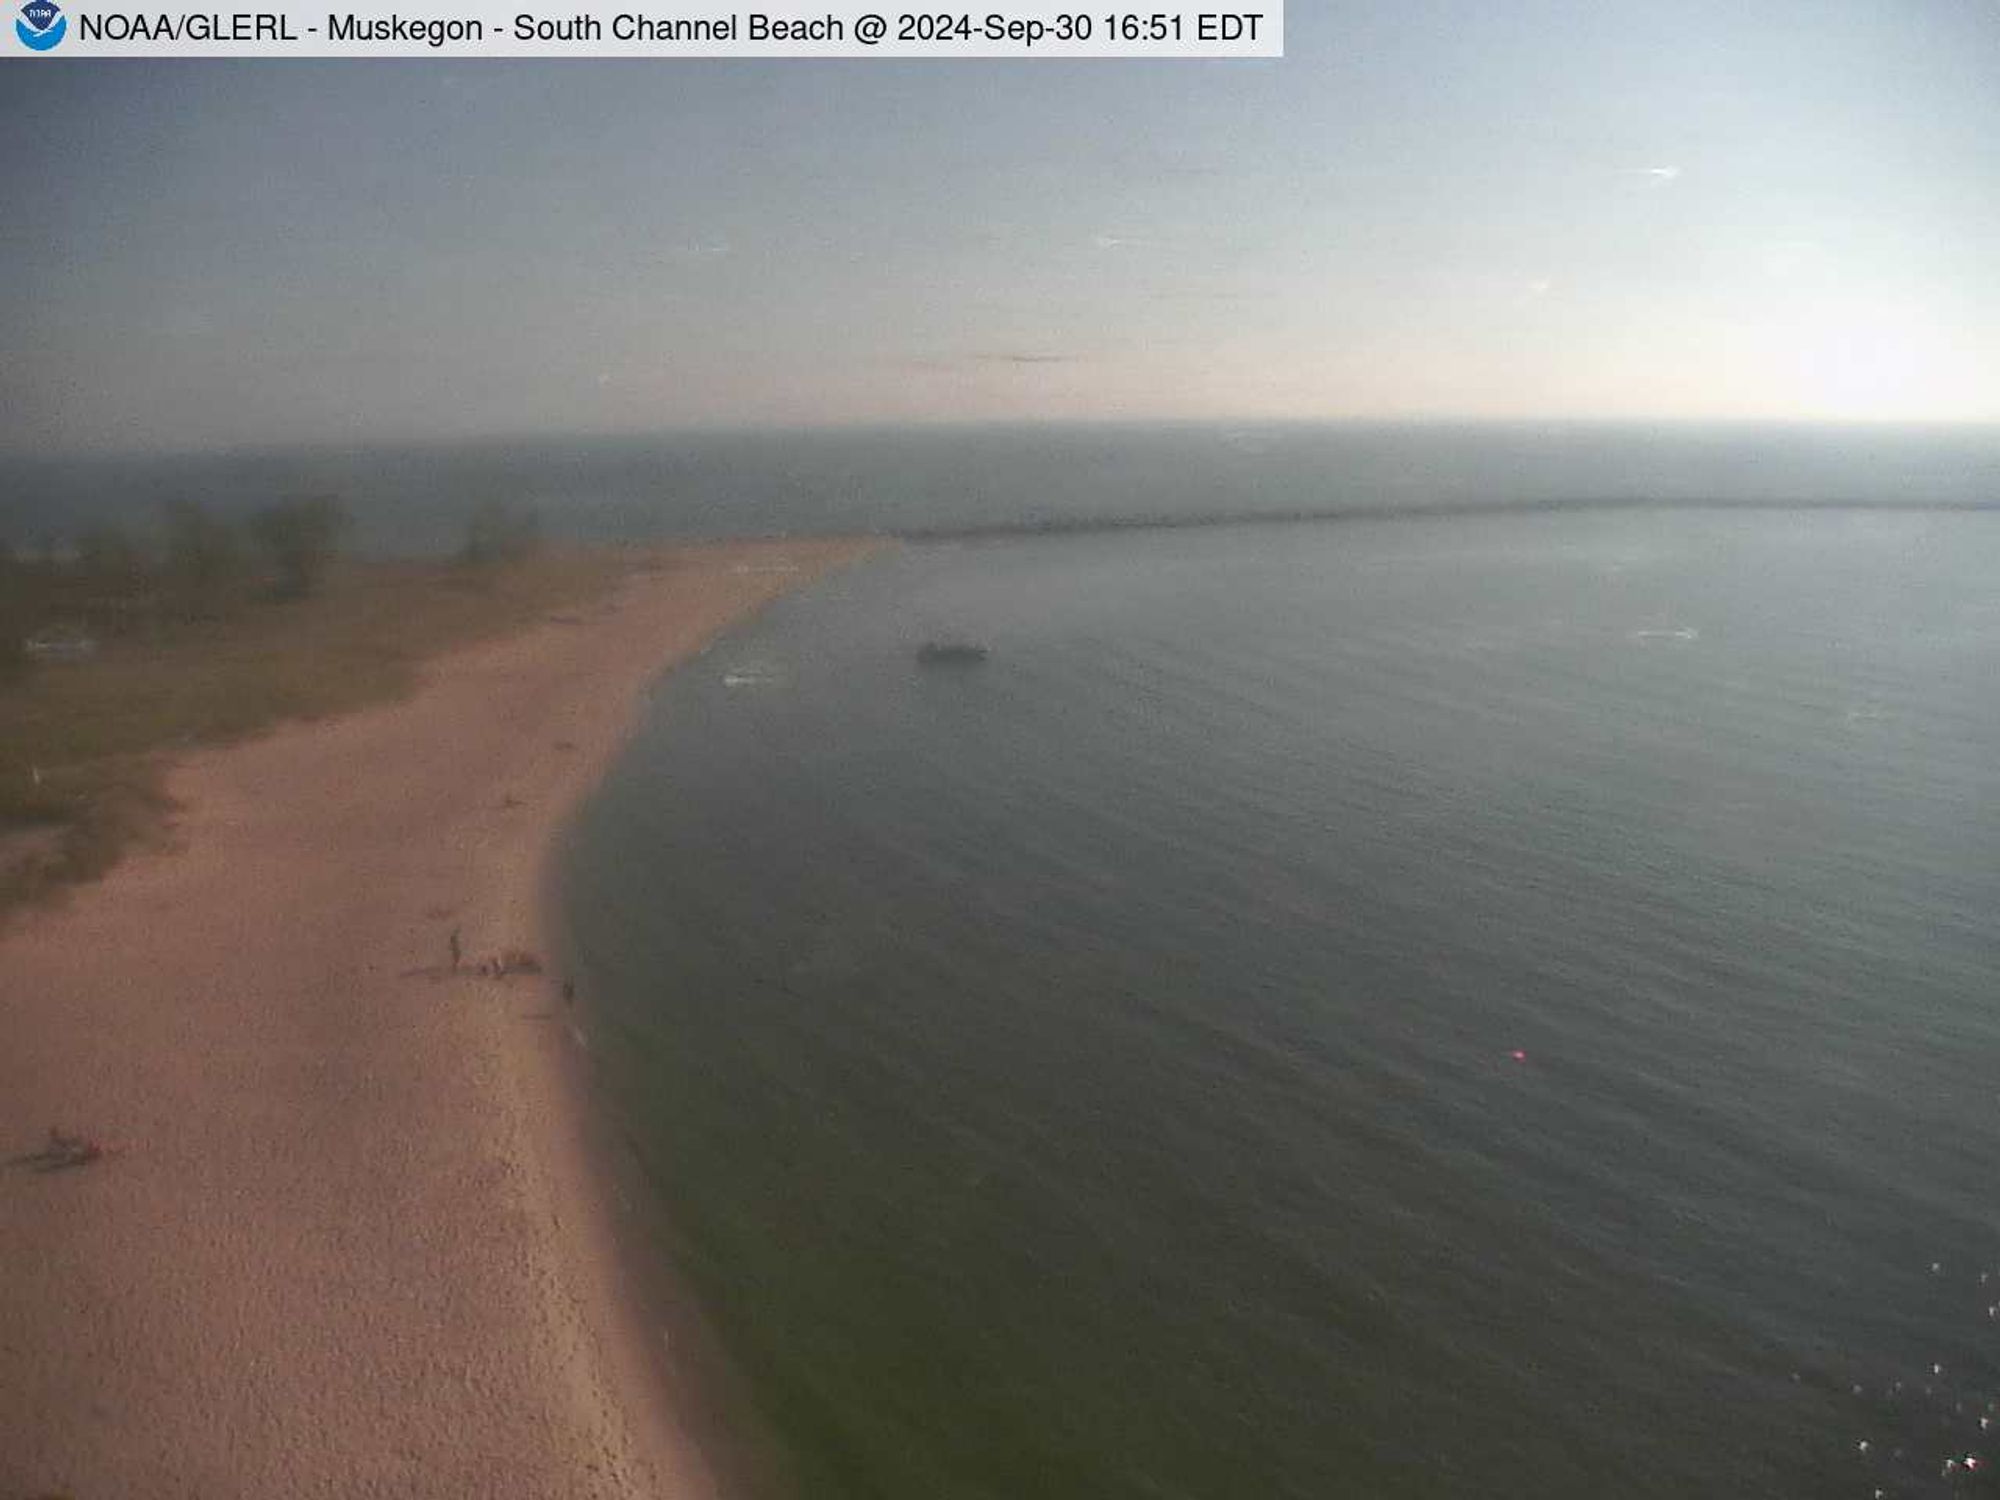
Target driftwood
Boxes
[15,1126,122,1171]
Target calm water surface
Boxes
[565,509,2000,1499]
[9,422,2000,551]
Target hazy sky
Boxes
[4,1,1999,454]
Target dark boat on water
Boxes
[916,641,990,666]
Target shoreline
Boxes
[0,538,876,1498]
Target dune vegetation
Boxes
[0,502,633,918]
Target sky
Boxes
[3,0,1999,456]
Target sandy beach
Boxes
[0,539,872,1500]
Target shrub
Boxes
[249,495,349,599]
[460,499,542,567]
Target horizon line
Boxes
[9,413,2000,467]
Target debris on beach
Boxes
[34,1126,119,1169]
[477,947,545,978]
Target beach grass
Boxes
[0,548,638,917]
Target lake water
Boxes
[7,421,2000,553]
[562,506,2000,1499]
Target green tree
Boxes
[72,521,157,638]
[249,495,349,599]
[75,522,151,594]
[0,541,25,682]
[161,499,247,620]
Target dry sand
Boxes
[0,539,874,1500]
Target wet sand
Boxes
[0,539,873,1499]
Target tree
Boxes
[71,521,157,638]
[75,522,151,596]
[161,499,247,619]
[460,500,541,567]
[0,541,25,682]
[249,495,349,599]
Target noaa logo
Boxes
[16,0,66,48]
